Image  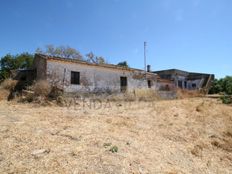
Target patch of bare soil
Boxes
[0,98,231,173]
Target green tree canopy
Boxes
[117,61,129,68]
[0,53,34,79]
[209,76,232,95]
[223,76,232,95]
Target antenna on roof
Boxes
[144,41,147,79]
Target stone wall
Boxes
[33,56,47,80]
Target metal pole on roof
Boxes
[144,41,147,79]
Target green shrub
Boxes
[0,53,33,80]
[109,146,118,153]
[220,95,232,104]
[209,76,232,95]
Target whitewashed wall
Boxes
[46,59,155,93]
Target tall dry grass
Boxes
[20,80,52,103]
[0,79,18,101]
[0,79,17,90]
[176,89,203,99]
[132,88,160,101]
[0,89,10,101]
[33,80,51,97]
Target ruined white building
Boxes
[33,54,158,93]
[153,69,214,92]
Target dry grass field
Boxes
[0,97,232,173]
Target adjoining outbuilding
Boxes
[153,69,214,93]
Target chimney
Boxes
[147,65,151,72]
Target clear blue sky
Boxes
[0,0,231,78]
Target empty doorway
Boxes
[120,76,127,92]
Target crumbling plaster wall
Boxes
[172,75,203,90]
[187,79,203,89]
[172,75,186,88]
[46,60,155,93]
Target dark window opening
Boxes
[20,75,26,81]
[178,80,183,88]
[148,80,151,88]
[71,71,80,85]
[120,76,127,92]
[184,81,187,89]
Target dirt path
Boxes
[0,98,231,173]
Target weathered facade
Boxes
[153,69,214,92]
[33,54,158,93]
[156,78,175,91]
